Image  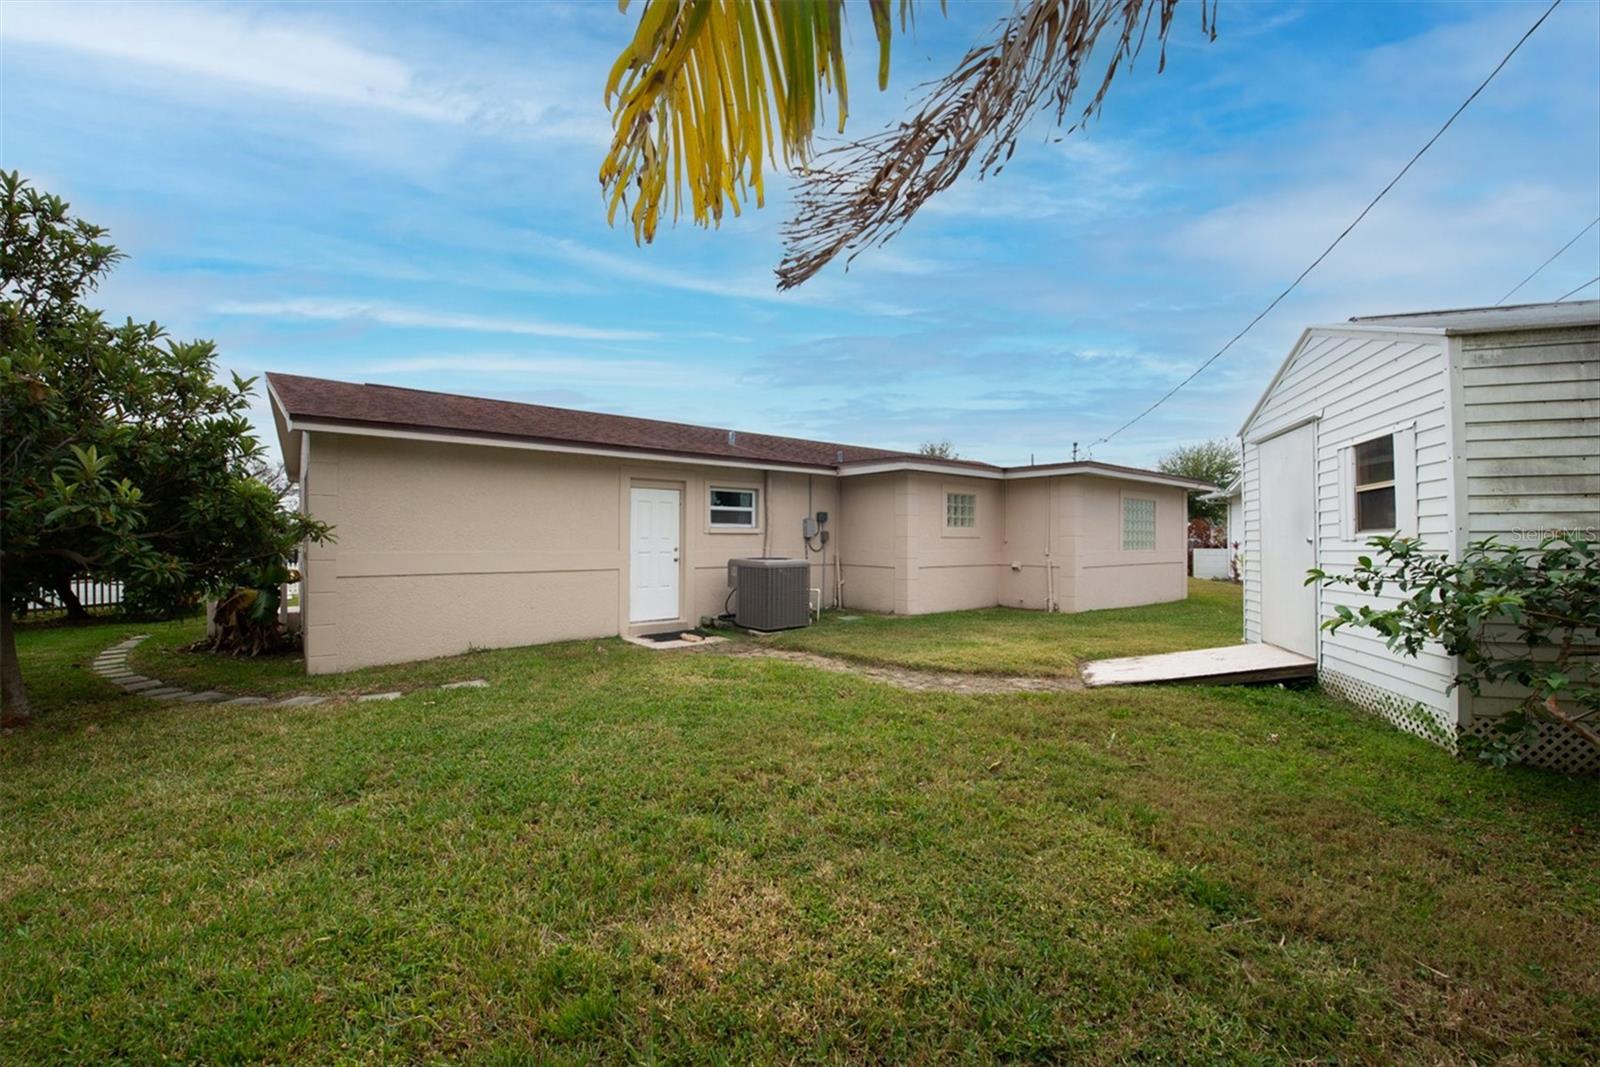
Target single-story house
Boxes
[266,373,1210,674]
[1238,299,1598,772]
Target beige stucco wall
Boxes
[836,474,898,613]
[297,431,1190,673]
[996,477,1061,611]
[902,472,1007,614]
[300,432,841,673]
[1067,477,1189,611]
[991,476,1185,613]
[834,471,1185,618]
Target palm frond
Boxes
[601,0,911,244]
[777,0,1214,289]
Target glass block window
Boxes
[709,487,757,528]
[1122,497,1156,551]
[1353,435,1396,532]
[946,492,976,528]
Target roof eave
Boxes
[287,417,842,475]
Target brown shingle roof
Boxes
[266,373,1212,490]
[266,372,1000,472]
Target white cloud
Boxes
[536,236,798,305]
[2,1,476,122]
[213,298,655,342]
[364,353,678,382]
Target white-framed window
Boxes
[1352,434,1396,532]
[946,492,976,529]
[708,486,758,529]
[1122,496,1156,551]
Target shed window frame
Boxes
[945,491,977,530]
[708,485,759,530]
[1352,434,1397,533]
[1121,495,1157,551]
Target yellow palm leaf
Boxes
[601,0,899,243]
[601,0,1207,289]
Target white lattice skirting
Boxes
[1460,716,1600,776]
[1320,668,1598,775]
[1319,669,1457,750]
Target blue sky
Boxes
[4,0,1598,470]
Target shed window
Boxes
[1353,435,1396,532]
[946,492,976,528]
[1122,497,1156,551]
[709,487,757,528]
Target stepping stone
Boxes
[181,691,228,703]
[275,695,327,707]
[142,688,187,699]
[356,691,402,702]
[440,679,488,690]
[220,696,268,706]
[121,679,162,692]
[101,670,138,680]
[94,656,126,666]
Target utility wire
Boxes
[1555,274,1600,302]
[1087,0,1564,453]
[1497,216,1600,304]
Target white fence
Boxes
[1191,548,1234,581]
[25,578,124,619]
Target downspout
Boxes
[761,470,771,557]
[1045,476,1057,612]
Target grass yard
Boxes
[761,578,1244,676]
[4,599,1598,1063]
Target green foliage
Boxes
[1157,438,1239,523]
[1,171,331,714]
[1310,533,1600,765]
[202,557,301,656]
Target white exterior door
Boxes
[1258,422,1318,657]
[629,487,681,623]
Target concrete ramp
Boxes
[1082,644,1315,687]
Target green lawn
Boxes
[120,615,503,699]
[760,578,1244,676]
[3,605,1598,1063]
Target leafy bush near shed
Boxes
[1309,534,1600,765]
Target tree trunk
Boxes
[1,611,30,726]
[53,576,90,622]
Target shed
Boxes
[1238,300,1599,771]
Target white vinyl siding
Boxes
[1456,328,1599,538]
[1241,329,1457,731]
[1454,326,1600,729]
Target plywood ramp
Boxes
[1082,644,1315,687]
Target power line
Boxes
[1497,216,1600,304]
[1087,0,1564,454]
[1555,274,1600,302]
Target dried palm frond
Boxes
[600,0,914,245]
[777,0,1214,289]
